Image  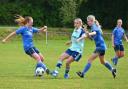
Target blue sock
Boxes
[112,56,118,65]
[36,61,47,70]
[56,60,62,68]
[82,62,91,75]
[104,62,112,71]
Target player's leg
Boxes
[77,52,98,78]
[99,55,116,78]
[112,45,120,66]
[64,56,74,79]
[52,49,71,77]
[64,51,81,79]
[119,45,124,58]
[25,47,47,71]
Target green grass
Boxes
[0,39,128,89]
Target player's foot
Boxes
[52,70,59,77]
[112,68,116,78]
[45,68,50,75]
[76,71,84,78]
[64,73,69,79]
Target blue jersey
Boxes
[112,27,125,45]
[69,27,85,54]
[91,24,107,50]
[16,26,39,51]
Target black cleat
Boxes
[45,69,50,75]
[76,71,84,78]
[112,69,116,78]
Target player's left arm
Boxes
[38,26,47,33]
[124,34,128,42]
[89,31,96,36]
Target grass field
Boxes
[0,39,128,89]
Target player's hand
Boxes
[65,41,71,45]
[76,39,80,42]
[112,44,115,47]
[43,26,47,32]
[2,39,6,43]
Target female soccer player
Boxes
[111,19,128,66]
[2,15,50,75]
[77,15,116,78]
[51,18,87,79]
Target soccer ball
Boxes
[35,67,45,77]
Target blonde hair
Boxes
[74,18,83,26]
[87,15,95,22]
[87,15,101,28]
[87,15,103,34]
[15,15,33,26]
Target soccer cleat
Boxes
[112,69,116,78]
[45,68,50,75]
[52,70,59,77]
[76,71,84,78]
[64,73,69,79]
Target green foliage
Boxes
[59,0,76,26]
[0,0,128,29]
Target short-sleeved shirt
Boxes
[91,24,107,50]
[112,27,125,45]
[16,26,39,51]
[69,27,85,54]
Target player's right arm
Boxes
[2,31,16,43]
[111,34,115,47]
[65,41,72,45]
[2,27,24,43]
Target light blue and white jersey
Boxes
[69,27,85,54]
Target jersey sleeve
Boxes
[79,29,85,37]
[112,28,116,35]
[32,27,39,33]
[16,27,24,35]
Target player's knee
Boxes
[120,54,124,58]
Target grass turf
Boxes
[0,40,128,89]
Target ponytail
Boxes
[15,15,33,26]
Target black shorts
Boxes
[25,47,40,56]
[93,49,105,56]
[114,45,124,51]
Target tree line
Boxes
[0,0,128,29]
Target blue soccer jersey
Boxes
[112,27,125,45]
[69,27,85,54]
[91,24,107,50]
[16,26,39,51]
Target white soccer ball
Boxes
[35,67,45,77]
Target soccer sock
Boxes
[104,62,113,71]
[65,66,70,74]
[82,62,91,75]
[36,61,47,70]
[55,60,62,71]
[112,56,118,65]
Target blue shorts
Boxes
[25,47,40,56]
[65,49,82,62]
[94,48,105,56]
[114,45,124,51]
